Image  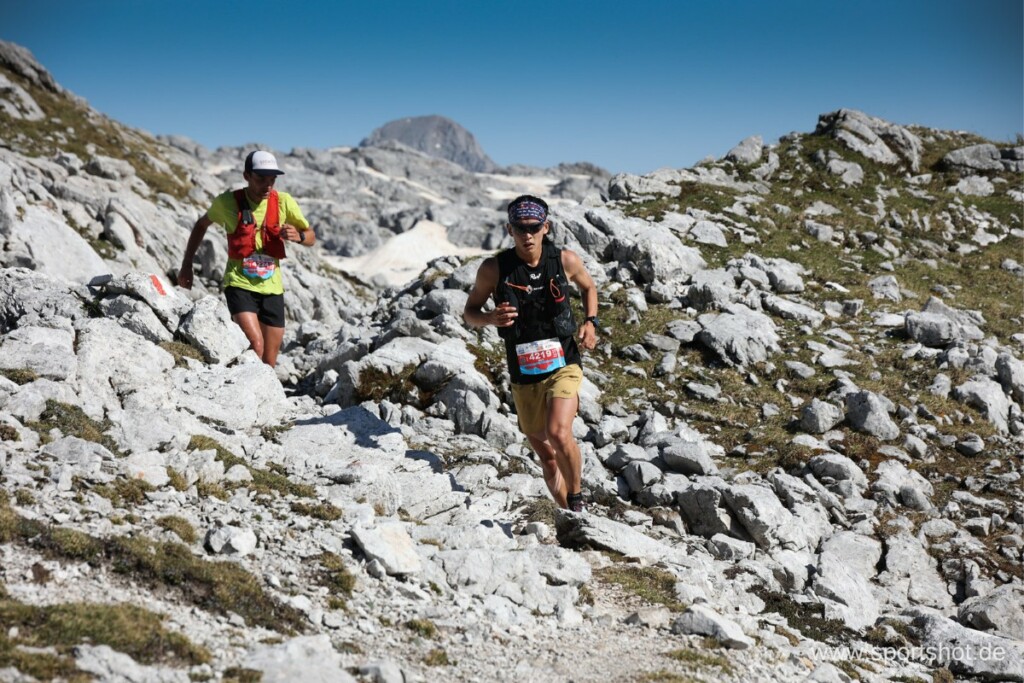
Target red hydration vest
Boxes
[226,189,286,260]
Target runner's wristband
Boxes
[584,316,599,327]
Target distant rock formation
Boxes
[360,114,498,173]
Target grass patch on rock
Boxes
[316,552,356,607]
[520,498,558,527]
[0,493,305,634]
[354,364,428,407]
[290,501,343,521]
[405,618,437,638]
[222,666,264,682]
[422,648,451,667]
[752,586,851,644]
[0,368,39,385]
[636,672,701,683]
[0,598,210,678]
[159,340,206,367]
[28,399,122,455]
[188,435,315,499]
[90,477,155,508]
[156,515,197,544]
[664,647,734,673]
[595,560,687,613]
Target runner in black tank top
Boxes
[464,195,599,513]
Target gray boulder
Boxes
[554,509,687,564]
[800,399,844,434]
[586,208,706,287]
[676,482,736,538]
[245,635,357,683]
[74,645,189,683]
[867,275,901,302]
[687,269,739,311]
[816,109,924,171]
[0,324,76,380]
[725,135,763,165]
[807,452,868,491]
[623,460,663,493]
[908,608,1024,682]
[905,311,983,347]
[205,525,258,557]
[812,531,882,630]
[721,483,798,551]
[660,438,718,476]
[942,143,1004,172]
[825,158,864,185]
[845,390,900,440]
[958,584,1024,639]
[996,352,1024,403]
[351,522,422,575]
[177,295,249,364]
[953,176,995,197]
[671,605,753,649]
[697,304,781,367]
[876,530,952,610]
[954,378,1011,435]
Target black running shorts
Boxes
[223,287,286,328]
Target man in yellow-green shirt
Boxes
[177,150,316,367]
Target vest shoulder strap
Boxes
[234,189,253,225]
[496,247,519,283]
[543,241,565,279]
[264,190,279,228]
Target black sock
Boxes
[567,492,583,509]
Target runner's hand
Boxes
[577,322,596,350]
[492,303,517,327]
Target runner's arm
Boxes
[281,195,315,246]
[282,224,316,246]
[562,249,598,350]
[464,258,516,328]
[177,214,213,289]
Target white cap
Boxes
[245,150,284,176]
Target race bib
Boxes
[516,338,566,376]
[242,254,277,280]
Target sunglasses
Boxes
[510,222,545,235]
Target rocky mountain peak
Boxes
[360,114,499,173]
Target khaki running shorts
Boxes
[510,364,583,436]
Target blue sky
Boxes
[2,0,1021,175]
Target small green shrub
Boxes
[595,561,686,613]
[188,435,315,498]
[28,400,121,454]
[290,501,343,521]
[0,597,210,675]
[159,340,206,367]
[318,552,356,600]
[405,618,437,638]
[156,515,197,544]
[92,477,154,508]
[0,368,38,385]
[422,648,450,666]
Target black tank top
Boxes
[495,241,581,385]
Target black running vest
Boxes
[495,241,581,385]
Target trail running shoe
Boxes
[567,492,585,513]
